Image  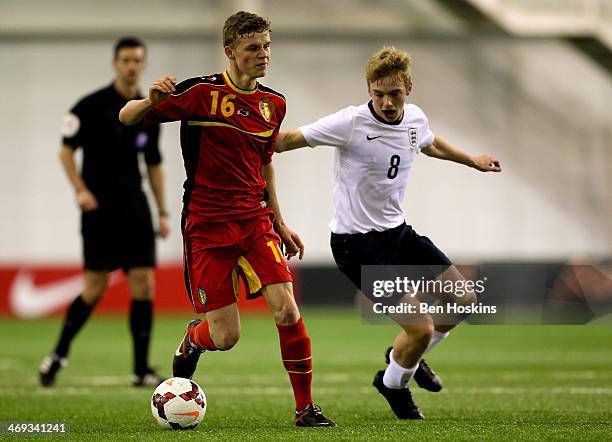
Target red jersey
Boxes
[144,71,286,222]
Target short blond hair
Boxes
[365,46,412,90]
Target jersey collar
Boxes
[368,101,403,126]
[223,71,258,95]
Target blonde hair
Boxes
[365,46,412,90]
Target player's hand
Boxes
[472,155,501,172]
[276,224,305,260]
[149,75,176,105]
[76,188,98,212]
[158,213,170,239]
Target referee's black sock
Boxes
[130,299,153,376]
[54,294,94,358]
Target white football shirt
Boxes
[300,102,434,234]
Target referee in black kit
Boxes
[39,37,168,387]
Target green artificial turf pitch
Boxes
[0,309,610,440]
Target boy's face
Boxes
[226,31,271,80]
[113,47,146,85]
[368,76,411,123]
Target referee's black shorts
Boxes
[81,191,156,272]
[330,222,451,294]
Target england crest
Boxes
[259,98,274,122]
[408,127,418,148]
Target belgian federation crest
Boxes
[197,287,207,306]
[408,128,418,148]
[259,98,274,122]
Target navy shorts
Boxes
[330,222,451,292]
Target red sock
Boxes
[189,320,218,351]
[276,317,313,411]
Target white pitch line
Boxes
[53,373,356,387]
[11,387,339,396]
[449,370,610,381]
[440,387,612,395]
[0,386,603,397]
[7,371,606,389]
[0,358,20,370]
[89,376,130,386]
[38,387,94,395]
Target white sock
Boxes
[424,330,449,354]
[383,349,417,389]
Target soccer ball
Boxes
[151,377,207,430]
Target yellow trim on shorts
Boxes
[237,256,262,294]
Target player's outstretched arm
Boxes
[275,129,309,153]
[261,162,305,260]
[422,136,502,172]
[119,75,177,126]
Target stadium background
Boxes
[1,0,610,315]
[0,1,610,439]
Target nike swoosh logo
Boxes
[367,135,382,140]
[9,270,123,318]
[175,335,187,356]
[174,411,200,417]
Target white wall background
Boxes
[1,35,610,264]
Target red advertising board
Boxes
[0,264,273,318]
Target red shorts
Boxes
[182,214,293,313]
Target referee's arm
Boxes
[147,164,169,239]
[59,144,98,211]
